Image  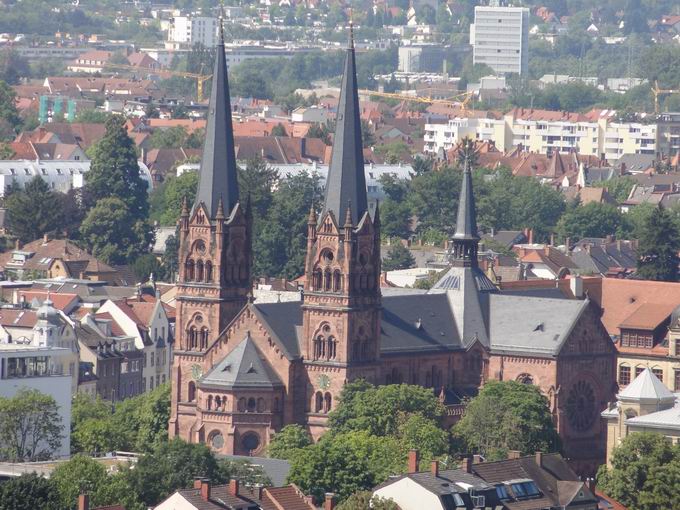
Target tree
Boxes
[79,197,154,265]
[161,234,179,282]
[85,116,148,220]
[219,459,272,487]
[238,157,279,221]
[271,123,288,136]
[637,206,680,282]
[75,109,110,123]
[452,380,558,460]
[382,243,416,271]
[0,388,63,462]
[148,126,189,149]
[51,455,109,509]
[0,50,30,85]
[154,172,199,226]
[132,253,166,282]
[307,122,331,144]
[597,433,679,510]
[268,424,313,460]
[124,438,226,506]
[361,119,375,147]
[555,202,624,242]
[287,431,406,501]
[337,491,399,510]
[0,473,60,510]
[408,166,461,236]
[380,198,411,239]
[5,177,66,243]
[592,177,636,205]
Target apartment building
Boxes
[424,108,658,163]
[168,16,217,48]
[470,6,529,75]
[657,112,680,158]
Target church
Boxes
[168,21,617,476]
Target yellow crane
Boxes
[358,89,476,110]
[102,63,212,102]
[652,80,680,114]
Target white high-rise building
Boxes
[470,6,529,75]
[168,16,217,48]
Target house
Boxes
[569,238,637,277]
[0,237,133,284]
[67,50,114,73]
[153,479,317,510]
[97,294,173,393]
[373,450,600,510]
[602,367,680,465]
[512,243,578,279]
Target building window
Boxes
[205,261,213,282]
[674,370,680,392]
[324,392,332,413]
[188,381,196,402]
[653,368,663,381]
[635,366,645,377]
[619,365,631,386]
[247,397,256,412]
[314,391,323,413]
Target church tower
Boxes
[170,16,251,438]
[301,26,381,419]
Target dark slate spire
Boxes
[454,157,479,241]
[195,14,239,218]
[322,24,368,226]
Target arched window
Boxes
[273,397,280,412]
[324,269,332,291]
[188,327,198,350]
[207,395,213,410]
[188,381,196,402]
[247,397,256,412]
[205,261,213,282]
[313,270,322,291]
[186,259,195,281]
[237,397,246,412]
[517,373,534,385]
[196,260,204,282]
[333,270,342,292]
[315,392,323,413]
[215,396,222,411]
[200,328,209,350]
[327,336,336,360]
[257,397,265,412]
[324,393,332,413]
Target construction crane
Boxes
[358,89,476,111]
[652,81,680,114]
[102,63,212,102]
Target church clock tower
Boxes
[169,18,252,439]
[301,27,381,432]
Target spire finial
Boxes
[308,204,317,225]
[218,0,225,42]
[181,195,189,217]
[216,194,225,219]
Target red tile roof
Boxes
[0,309,38,328]
[17,291,79,312]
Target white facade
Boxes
[471,6,529,75]
[0,344,72,459]
[168,16,217,48]
[424,118,479,153]
[97,299,172,393]
[0,160,153,197]
[374,477,443,510]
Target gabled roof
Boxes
[195,23,239,217]
[618,367,676,403]
[618,302,675,330]
[199,334,283,390]
[322,30,368,226]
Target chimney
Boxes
[587,478,596,492]
[549,232,555,246]
[473,454,483,464]
[324,493,336,510]
[228,479,239,497]
[535,451,543,467]
[528,228,534,244]
[43,233,49,243]
[78,494,89,510]
[193,479,202,489]
[431,460,439,477]
[14,239,21,250]
[200,479,211,501]
[408,449,420,473]
[570,275,584,298]
[565,237,571,249]
[462,457,472,473]
[507,450,521,459]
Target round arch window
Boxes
[211,432,224,450]
[241,432,260,453]
[566,380,596,432]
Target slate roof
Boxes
[454,160,478,240]
[625,404,680,430]
[618,367,676,403]
[322,32,368,226]
[200,335,283,390]
[176,485,258,510]
[195,24,239,217]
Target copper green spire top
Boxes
[194,13,239,218]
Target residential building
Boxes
[67,50,113,74]
[398,43,448,73]
[97,295,173,393]
[0,237,134,285]
[602,121,656,162]
[373,451,599,510]
[153,478,317,510]
[168,16,218,48]
[470,6,529,75]
[656,112,680,159]
[602,368,680,465]
[169,26,616,476]
[0,343,72,458]
[569,238,637,277]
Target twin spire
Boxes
[194,10,239,218]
